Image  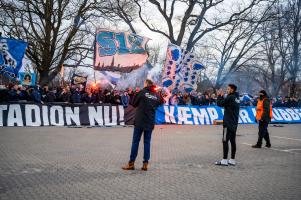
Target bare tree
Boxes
[101,0,138,33]
[0,0,103,86]
[252,0,301,97]
[282,0,301,96]
[115,0,268,51]
[205,1,276,90]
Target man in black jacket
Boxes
[122,79,164,171]
[215,84,240,166]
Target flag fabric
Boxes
[162,44,204,93]
[0,37,28,80]
[71,74,88,85]
[94,29,149,73]
[101,71,121,85]
[18,72,36,86]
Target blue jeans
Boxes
[129,127,152,163]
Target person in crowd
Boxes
[0,85,9,102]
[215,84,240,166]
[135,87,140,93]
[58,87,71,103]
[18,85,29,101]
[169,93,179,105]
[210,94,217,105]
[283,96,291,107]
[290,97,298,107]
[201,92,210,106]
[177,92,185,105]
[182,93,191,105]
[94,88,104,103]
[127,87,135,103]
[103,89,113,103]
[71,87,82,103]
[42,85,49,101]
[112,90,121,105]
[81,88,96,104]
[121,90,130,108]
[272,96,283,107]
[190,92,199,105]
[45,87,57,102]
[31,86,43,104]
[122,79,164,171]
[8,84,20,101]
[252,90,272,148]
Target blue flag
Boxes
[0,37,28,80]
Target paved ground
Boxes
[0,124,301,200]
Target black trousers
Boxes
[222,126,237,159]
[256,120,271,146]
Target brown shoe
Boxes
[141,162,148,171]
[122,162,135,170]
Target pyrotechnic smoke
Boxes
[116,63,151,90]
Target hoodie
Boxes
[217,92,240,130]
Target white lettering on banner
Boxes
[294,108,301,118]
[164,106,176,123]
[118,105,125,125]
[240,109,252,123]
[177,107,193,124]
[104,106,117,126]
[88,106,103,126]
[285,109,300,120]
[207,107,219,124]
[7,104,23,126]
[42,106,49,126]
[191,108,210,125]
[238,116,242,123]
[251,108,256,119]
[0,105,8,126]
[25,104,41,126]
[278,109,292,121]
[50,106,64,126]
[272,109,284,121]
[65,107,80,126]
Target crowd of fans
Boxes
[0,83,300,108]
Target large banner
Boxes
[0,103,124,127]
[0,37,28,80]
[156,105,301,125]
[1,104,300,127]
[94,29,149,73]
[162,44,204,93]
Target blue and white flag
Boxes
[0,37,28,80]
[101,71,121,85]
[162,44,204,93]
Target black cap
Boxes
[259,90,267,96]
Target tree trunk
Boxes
[39,70,50,86]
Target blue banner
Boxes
[155,106,301,125]
[0,37,28,80]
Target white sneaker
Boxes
[228,159,236,166]
[215,159,228,166]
